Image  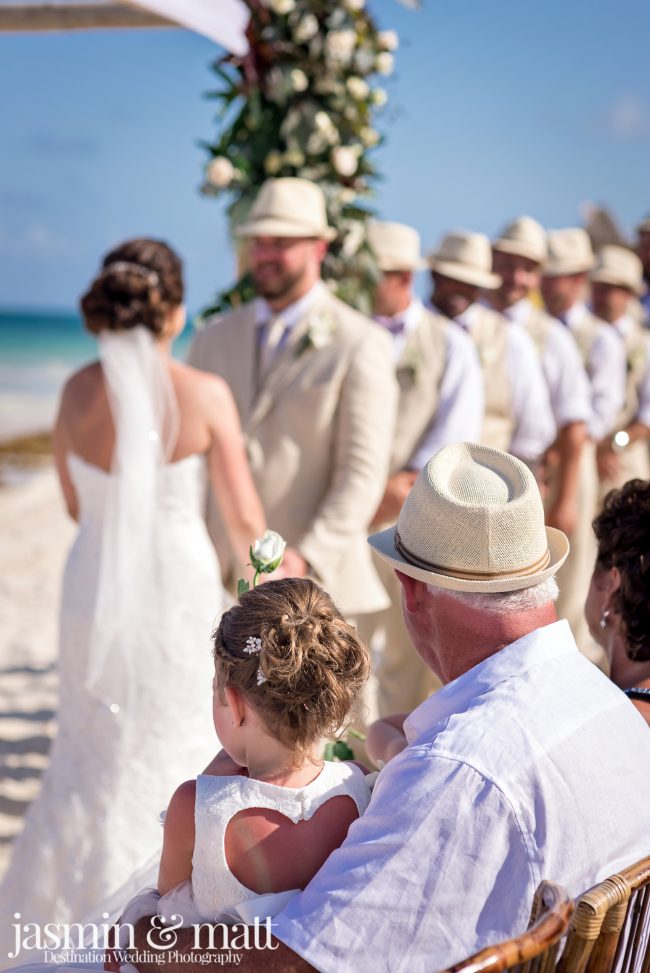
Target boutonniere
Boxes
[476,341,499,368]
[400,345,422,385]
[294,312,336,358]
[628,345,647,376]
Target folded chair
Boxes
[439,881,573,973]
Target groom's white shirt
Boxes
[272,620,650,972]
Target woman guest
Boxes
[585,479,650,726]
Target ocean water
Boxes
[0,309,194,441]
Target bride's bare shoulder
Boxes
[59,361,104,409]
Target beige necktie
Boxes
[260,314,287,377]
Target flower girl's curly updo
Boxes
[212,578,370,752]
[80,238,183,337]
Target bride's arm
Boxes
[157,780,196,896]
[53,383,79,521]
[202,376,266,566]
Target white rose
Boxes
[344,0,365,10]
[346,76,369,100]
[326,29,357,63]
[332,146,359,177]
[250,530,287,573]
[315,110,335,133]
[360,126,380,147]
[294,13,319,43]
[341,222,365,256]
[378,30,399,51]
[206,156,235,188]
[372,87,388,107]
[289,68,308,92]
[264,150,283,174]
[376,52,394,75]
[266,0,295,13]
[339,187,357,204]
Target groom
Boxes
[188,177,397,623]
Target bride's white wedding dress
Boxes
[0,330,224,968]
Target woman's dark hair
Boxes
[593,479,650,661]
[80,238,183,336]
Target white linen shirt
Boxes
[375,298,484,469]
[503,298,591,429]
[274,620,650,972]
[562,303,626,440]
[454,303,555,460]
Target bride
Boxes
[0,238,265,965]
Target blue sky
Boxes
[1,0,649,312]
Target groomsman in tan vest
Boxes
[188,178,398,625]
[366,220,484,715]
[489,216,591,537]
[541,228,626,659]
[427,230,555,468]
[590,245,650,494]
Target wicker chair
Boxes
[556,855,650,973]
[438,881,573,973]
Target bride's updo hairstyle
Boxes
[81,238,183,337]
[213,578,369,752]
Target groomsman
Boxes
[489,216,591,537]
[427,230,555,467]
[590,245,650,493]
[366,219,483,715]
[541,228,626,659]
[188,178,398,625]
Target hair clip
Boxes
[256,667,267,686]
[244,636,262,655]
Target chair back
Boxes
[439,881,573,973]
[557,855,650,973]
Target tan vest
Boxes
[568,308,602,378]
[468,305,514,452]
[617,319,649,428]
[390,306,448,474]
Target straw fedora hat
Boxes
[636,215,650,235]
[367,220,428,272]
[368,442,569,593]
[590,245,644,295]
[544,228,594,277]
[492,215,547,265]
[427,231,501,290]
[237,178,337,241]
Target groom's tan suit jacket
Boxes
[188,287,398,617]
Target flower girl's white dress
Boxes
[0,329,223,968]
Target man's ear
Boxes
[224,686,247,727]
[395,570,425,613]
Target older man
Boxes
[188,178,397,623]
[366,219,483,715]
[428,231,555,469]
[590,245,650,493]
[133,443,650,973]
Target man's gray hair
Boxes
[426,576,559,613]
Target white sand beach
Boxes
[0,466,75,879]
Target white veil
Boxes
[86,325,180,714]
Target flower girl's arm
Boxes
[157,779,196,896]
[203,377,266,565]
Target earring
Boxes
[599,610,610,630]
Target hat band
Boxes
[394,530,551,580]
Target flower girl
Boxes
[121,577,372,935]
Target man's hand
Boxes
[545,495,578,536]
[371,471,418,528]
[596,440,620,481]
[268,547,309,580]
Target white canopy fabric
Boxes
[128,0,249,54]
